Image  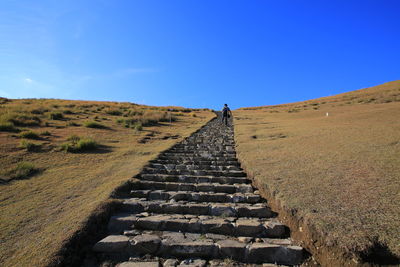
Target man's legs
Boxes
[223,115,228,126]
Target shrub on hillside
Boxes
[0,122,19,132]
[19,140,41,152]
[40,131,51,136]
[67,134,79,141]
[48,112,64,120]
[63,109,74,114]
[84,121,107,129]
[132,122,143,131]
[67,121,80,127]
[64,104,76,108]
[30,108,49,114]
[140,112,176,125]
[76,138,98,151]
[19,130,40,139]
[61,135,98,152]
[126,110,143,116]
[105,109,122,116]
[1,113,41,126]
[7,162,39,180]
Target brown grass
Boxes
[234,80,400,263]
[0,98,214,267]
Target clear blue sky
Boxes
[1,0,399,110]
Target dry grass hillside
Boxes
[0,98,214,267]
[234,80,400,265]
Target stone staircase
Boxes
[88,113,305,267]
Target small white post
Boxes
[326,112,329,117]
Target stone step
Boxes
[108,214,287,238]
[141,167,246,177]
[93,233,303,265]
[147,163,242,171]
[168,145,235,151]
[183,137,234,141]
[181,142,235,147]
[129,190,261,204]
[149,159,241,167]
[161,152,236,157]
[165,149,236,155]
[121,199,275,218]
[131,180,253,194]
[138,174,250,185]
[157,155,238,162]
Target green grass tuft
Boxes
[19,130,40,139]
[7,162,39,180]
[132,122,143,131]
[61,135,98,152]
[62,109,74,114]
[0,122,19,132]
[105,109,122,116]
[1,113,41,126]
[19,140,41,152]
[48,112,64,120]
[67,121,80,127]
[40,131,51,136]
[84,121,107,129]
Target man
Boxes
[221,104,232,126]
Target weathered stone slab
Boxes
[217,239,246,260]
[186,218,201,232]
[167,241,217,258]
[163,259,179,266]
[214,184,236,193]
[108,215,137,233]
[93,235,129,252]
[262,238,292,245]
[264,221,287,237]
[196,183,214,192]
[134,215,170,230]
[210,205,236,217]
[130,190,151,198]
[230,194,245,203]
[149,190,170,200]
[130,234,161,254]
[186,203,209,215]
[201,219,234,235]
[161,232,186,243]
[246,243,303,265]
[116,262,160,267]
[235,184,253,193]
[237,205,271,218]
[164,218,189,232]
[162,183,178,191]
[235,219,263,236]
[121,199,145,213]
[178,259,207,266]
[246,194,261,203]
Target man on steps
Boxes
[222,104,232,126]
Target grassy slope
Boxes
[0,99,214,267]
[234,81,400,262]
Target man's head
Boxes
[224,104,228,107]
